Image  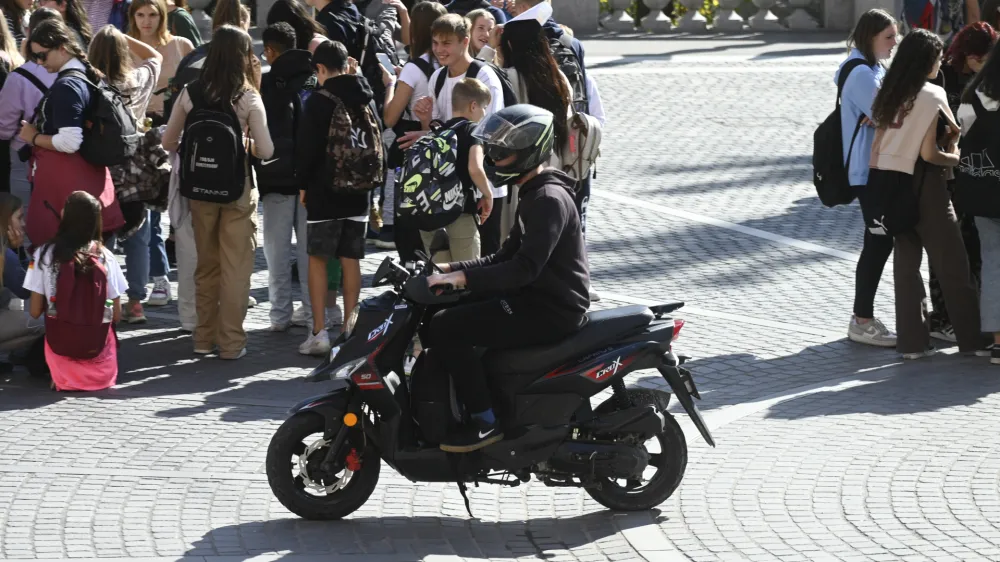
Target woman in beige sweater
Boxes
[162,25,274,360]
[869,28,982,359]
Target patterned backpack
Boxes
[315,90,384,194]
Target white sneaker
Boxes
[248,296,257,308]
[299,330,331,356]
[221,348,247,360]
[847,316,897,348]
[147,276,172,306]
[269,321,290,332]
[326,304,344,330]
[291,305,311,327]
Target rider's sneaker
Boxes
[440,418,503,453]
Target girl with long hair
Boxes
[38,0,94,47]
[836,8,899,348]
[869,28,982,359]
[0,8,60,227]
[381,1,447,255]
[265,0,325,52]
[23,191,128,391]
[956,38,1000,364]
[1,0,30,44]
[162,25,274,360]
[16,18,125,249]
[466,8,494,58]
[0,7,22,67]
[89,25,163,324]
[128,0,194,120]
[0,193,43,364]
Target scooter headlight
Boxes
[331,356,367,380]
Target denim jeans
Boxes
[9,145,30,245]
[261,193,311,326]
[123,211,151,301]
[148,211,170,278]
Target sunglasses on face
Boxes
[29,49,49,63]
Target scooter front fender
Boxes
[288,380,352,435]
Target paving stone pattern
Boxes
[0,40,997,561]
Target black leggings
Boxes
[424,296,580,414]
[855,187,894,319]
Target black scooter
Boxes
[265,254,715,520]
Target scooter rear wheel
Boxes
[266,412,380,520]
[586,389,688,511]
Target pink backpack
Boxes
[45,249,110,359]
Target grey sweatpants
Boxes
[977,216,1000,333]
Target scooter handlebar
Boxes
[404,275,469,305]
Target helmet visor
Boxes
[472,114,534,151]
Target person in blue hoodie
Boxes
[837,8,900,348]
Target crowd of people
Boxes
[835,8,1000,364]
[0,0,604,401]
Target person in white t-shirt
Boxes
[404,13,506,254]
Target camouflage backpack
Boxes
[315,90,384,195]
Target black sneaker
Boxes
[440,419,503,453]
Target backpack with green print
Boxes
[396,120,466,231]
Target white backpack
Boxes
[560,111,602,181]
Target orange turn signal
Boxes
[343,413,358,427]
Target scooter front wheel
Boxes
[266,412,380,520]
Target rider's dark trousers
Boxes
[424,295,580,414]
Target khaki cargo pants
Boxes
[420,214,481,263]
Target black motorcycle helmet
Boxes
[473,104,555,186]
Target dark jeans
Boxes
[424,296,580,414]
[148,211,170,278]
[478,204,503,256]
[854,186,895,319]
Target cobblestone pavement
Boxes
[2,35,998,561]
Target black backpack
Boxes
[548,34,588,115]
[161,44,208,122]
[179,81,247,203]
[435,60,517,108]
[327,11,395,117]
[813,59,869,208]
[254,71,317,191]
[60,68,140,168]
[954,92,1000,218]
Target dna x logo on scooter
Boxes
[265,256,714,520]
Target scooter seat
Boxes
[484,305,654,376]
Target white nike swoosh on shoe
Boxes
[478,429,494,439]
[260,158,279,166]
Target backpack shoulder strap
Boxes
[970,89,986,119]
[14,67,48,94]
[837,59,869,104]
[411,57,434,79]
[186,80,206,110]
[466,60,482,80]
[434,67,447,98]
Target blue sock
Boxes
[471,409,496,424]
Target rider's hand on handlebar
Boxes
[427,271,465,294]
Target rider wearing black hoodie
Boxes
[425,105,590,454]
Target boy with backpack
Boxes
[409,14,507,254]
[296,40,388,356]
[257,22,316,333]
[401,78,494,263]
